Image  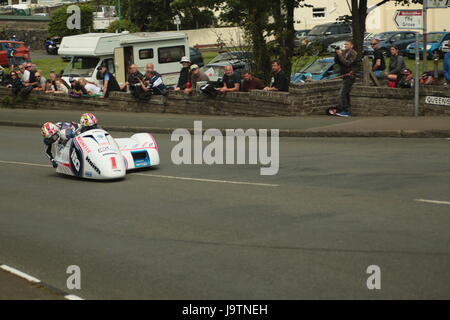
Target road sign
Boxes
[425,0,449,8]
[394,9,423,29]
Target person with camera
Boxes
[328,40,358,117]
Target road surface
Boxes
[0,126,449,299]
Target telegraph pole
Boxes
[117,0,122,33]
[422,0,428,73]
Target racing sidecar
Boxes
[53,128,159,180]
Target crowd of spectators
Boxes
[1,52,291,101]
[371,38,450,88]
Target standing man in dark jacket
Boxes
[175,56,191,91]
[329,39,358,117]
[263,60,289,92]
[97,65,120,98]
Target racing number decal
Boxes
[71,149,80,171]
[110,157,117,169]
[69,141,83,176]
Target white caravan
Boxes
[58,32,189,87]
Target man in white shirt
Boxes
[22,63,32,82]
[79,78,101,96]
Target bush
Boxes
[106,19,139,33]
[48,4,94,37]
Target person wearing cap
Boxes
[175,56,191,91]
[184,64,209,94]
[397,69,414,88]
[97,65,120,98]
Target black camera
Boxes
[330,45,340,51]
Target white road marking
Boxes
[133,173,279,187]
[0,160,51,168]
[0,159,279,187]
[64,295,84,300]
[0,264,41,283]
[415,199,450,205]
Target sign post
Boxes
[394,9,423,117]
[423,0,427,74]
[174,15,181,31]
[414,34,420,117]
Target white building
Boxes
[294,0,449,33]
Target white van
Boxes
[58,32,189,87]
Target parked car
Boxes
[294,29,311,47]
[362,31,418,57]
[291,57,338,83]
[327,32,374,55]
[189,47,204,67]
[0,40,30,67]
[441,40,450,53]
[406,32,450,59]
[200,51,254,82]
[303,22,352,51]
[44,36,62,55]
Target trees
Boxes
[106,19,139,33]
[119,0,216,32]
[350,0,422,59]
[48,4,94,37]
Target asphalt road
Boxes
[0,126,449,299]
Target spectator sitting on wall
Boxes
[146,63,161,77]
[68,78,88,97]
[5,71,23,97]
[49,71,70,91]
[397,69,414,88]
[97,65,120,98]
[242,71,265,92]
[218,65,240,93]
[79,77,101,96]
[175,56,191,91]
[184,64,209,95]
[32,72,46,91]
[52,80,69,94]
[139,70,168,96]
[17,64,26,80]
[384,46,406,83]
[124,64,144,98]
[22,63,34,84]
[444,51,450,85]
[419,71,443,85]
[371,38,385,79]
[263,60,289,92]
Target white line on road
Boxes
[0,160,278,187]
[0,160,51,168]
[133,173,279,187]
[64,295,84,300]
[415,199,450,205]
[0,264,41,283]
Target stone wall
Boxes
[0,19,49,50]
[1,80,449,117]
